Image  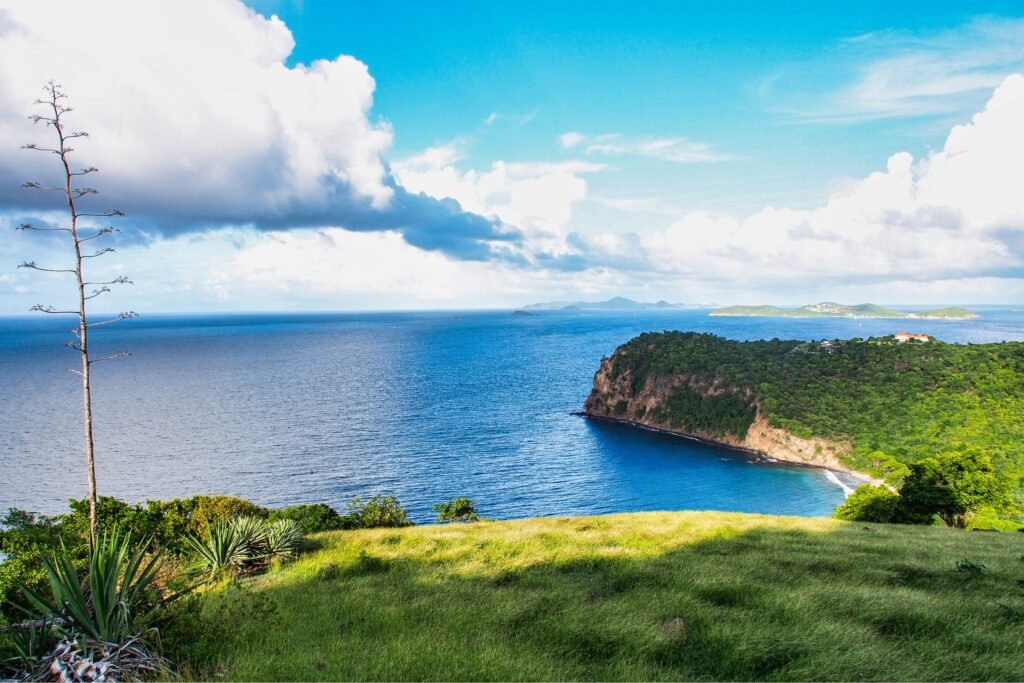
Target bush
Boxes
[896,450,1017,527]
[348,496,413,528]
[433,497,480,523]
[188,496,268,534]
[834,485,900,523]
[0,510,66,622]
[268,503,349,533]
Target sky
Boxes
[1,0,1023,312]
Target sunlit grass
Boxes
[182,511,1024,681]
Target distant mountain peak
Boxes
[522,296,693,311]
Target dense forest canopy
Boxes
[600,332,1024,488]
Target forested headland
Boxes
[583,332,1024,510]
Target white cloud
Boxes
[0,0,512,259]
[0,0,389,212]
[789,18,1024,122]
[393,146,602,245]
[559,132,585,149]
[557,132,733,163]
[636,75,1024,285]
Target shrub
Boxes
[268,503,349,533]
[0,510,67,622]
[348,496,413,528]
[896,450,1016,527]
[834,485,900,523]
[188,496,268,535]
[433,497,480,523]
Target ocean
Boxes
[2,307,1022,522]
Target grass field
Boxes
[182,511,1024,681]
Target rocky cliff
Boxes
[583,351,866,476]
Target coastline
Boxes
[577,411,882,487]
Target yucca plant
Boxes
[183,521,250,579]
[264,519,303,562]
[20,528,163,644]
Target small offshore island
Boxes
[583,332,1023,486]
[710,301,979,319]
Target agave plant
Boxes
[183,520,250,578]
[264,519,303,561]
[20,528,163,644]
[230,515,268,556]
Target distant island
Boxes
[710,302,979,319]
[524,296,713,311]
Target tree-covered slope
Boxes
[584,333,1024,487]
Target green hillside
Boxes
[178,511,1024,681]
[710,302,979,319]
[589,333,1024,487]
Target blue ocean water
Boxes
[2,307,1022,522]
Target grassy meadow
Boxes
[180,510,1024,681]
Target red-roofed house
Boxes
[895,332,930,343]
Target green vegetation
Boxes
[7,527,170,679]
[835,486,901,523]
[710,302,979,319]
[172,511,1024,681]
[432,497,481,523]
[895,451,1016,527]
[838,451,1018,528]
[924,307,980,319]
[592,333,1024,494]
[0,495,415,623]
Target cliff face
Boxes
[583,351,859,474]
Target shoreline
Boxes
[576,411,880,486]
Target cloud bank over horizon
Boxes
[0,0,1022,312]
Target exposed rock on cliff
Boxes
[583,350,863,476]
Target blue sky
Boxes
[1,1,1023,311]
[258,0,1022,213]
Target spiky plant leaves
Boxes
[184,520,251,579]
[265,519,303,562]
[230,515,268,558]
[17,527,163,645]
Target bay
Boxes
[2,307,1021,522]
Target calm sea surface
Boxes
[2,307,1022,522]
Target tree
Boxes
[17,82,136,542]
[896,450,1016,528]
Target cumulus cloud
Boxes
[557,132,733,163]
[393,145,602,250]
[199,72,1024,304]
[0,0,515,260]
[637,74,1024,286]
